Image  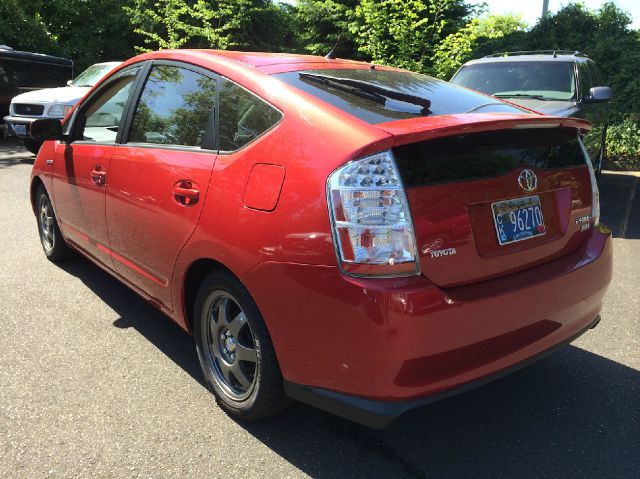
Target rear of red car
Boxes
[240,64,612,427]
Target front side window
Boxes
[218,78,282,151]
[128,65,216,148]
[79,67,140,143]
[452,61,576,101]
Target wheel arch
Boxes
[182,258,239,334]
[30,175,45,215]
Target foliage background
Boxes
[1,0,638,162]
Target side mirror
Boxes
[30,119,64,142]
[66,80,73,86]
[588,86,613,102]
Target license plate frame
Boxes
[491,195,546,246]
[13,124,27,136]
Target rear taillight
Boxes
[579,137,600,226]
[327,150,419,277]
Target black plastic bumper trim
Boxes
[284,315,601,429]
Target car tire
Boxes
[23,139,43,155]
[36,185,72,262]
[194,270,289,421]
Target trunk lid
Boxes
[377,114,594,287]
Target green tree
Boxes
[0,0,138,71]
[126,0,294,52]
[431,13,526,79]
[39,0,138,70]
[350,0,475,73]
[294,0,360,57]
[0,0,58,54]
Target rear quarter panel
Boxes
[170,65,392,327]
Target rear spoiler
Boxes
[376,114,592,147]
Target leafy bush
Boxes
[606,120,640,159]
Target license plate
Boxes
[13,124,27,136]
[492,195,546,245]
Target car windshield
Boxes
[275,68,526,124]
[70,64,117,88]
[452,61,576,101]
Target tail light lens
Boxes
[327,150,420,277]
[579,137,600,226]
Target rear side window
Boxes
[218,78,282,151]
[579,63,593,99]
[129,65,216,147]
[275,68,525,125]
[394,128,586,187]
[588,62,604,86]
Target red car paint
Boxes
[30,50,612,422]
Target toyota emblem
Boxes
[518,169,538,192]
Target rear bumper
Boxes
[242,226,612,426]
[284,314,600,429]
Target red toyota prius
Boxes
[29,50,612,428]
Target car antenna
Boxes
[325,34,343,60]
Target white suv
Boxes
[3,61,121,153]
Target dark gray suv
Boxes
[450,50,613,173]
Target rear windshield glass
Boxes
[274,68,526,124]
[452,61,576,101]
[394,128,585,187]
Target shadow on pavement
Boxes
[599,171,640,239]
[0,138,35,166]
[59,257,206,389]
[0,156,35,168]
[58,256,639,479]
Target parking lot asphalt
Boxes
[0,139,638,478]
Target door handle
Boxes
[172,180,199,206]
[90,165,106,186]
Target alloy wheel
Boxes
[39,195,55,253]
[201,292,259,401]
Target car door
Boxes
[105,62,218,308]
[51,65,142,266]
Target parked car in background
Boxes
[29,50,611,428]
[3,61,121,153]
[0,45,73,141]
[450,51,613,174]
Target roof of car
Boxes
[0,48,73,66]
[192,50,365,68]
[93,61,123,67]
[126,49,380,75]
[462,50,594,66]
